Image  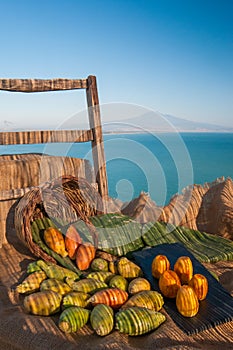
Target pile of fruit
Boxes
[152,254,208,317]
[15,224,209,336]
[16,255,166,336]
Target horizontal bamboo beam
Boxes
[0,129,93,145]
[0,78,88,92]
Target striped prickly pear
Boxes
[76,243,96,270]
[117,257,143,279]
[88,288,128,309]
[109,261,118,274]
[62,292,91,309]
[16,271,47,294]
[72,278,108,294]
[24,290,62,316]
[58,306,90,333]
[40,278,71,296]
[90,304,114,336]
[87,271,114,284]
[121,290,164,311]
[37,260,80,281]
[128,277,151,295]
[108,275,128,291]
[115,307,166,335]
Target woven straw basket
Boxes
[14,175,104,263]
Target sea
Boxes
[1,132,232,206]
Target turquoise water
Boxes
[1,132,232,205]
[104,132,233,204]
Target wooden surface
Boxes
[0,78,87,92]
[86,75,108,200]
[0,129,93,145]
[0,75,109,201]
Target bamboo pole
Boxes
[0,78,87,92]
[86,75,108,200]
[0,129,93,145]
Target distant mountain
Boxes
[103,112,233,133]
[1,113,232,133]
[164,114,233,132]
[1,120,16,130]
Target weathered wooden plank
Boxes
[86,75,108,200]
[0,78,87,92]
[0,75,109,201]
[0,129,93,145]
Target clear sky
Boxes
[0,0,232,129]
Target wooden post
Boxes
[86,75,108,200]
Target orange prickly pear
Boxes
[174,256,193,284]
[189,274,208,300]
[76,243,96,270]
[176,285,199,317]
[65,225,82,260]
[151,255,170,279]
[44,227,68,257]
[88,288,128,309]
[159,270,181,298]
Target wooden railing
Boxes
[0,75,108,199]
[0,78,87,92]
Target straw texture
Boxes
[0,154,94,193]
[15,175,103,263]
[0,154,95,246]
[0,220,232,350]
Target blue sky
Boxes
[0,0,232,128]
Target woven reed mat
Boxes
[133,243,233,335]
[0,154,95,192]
[0,216,232,350]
